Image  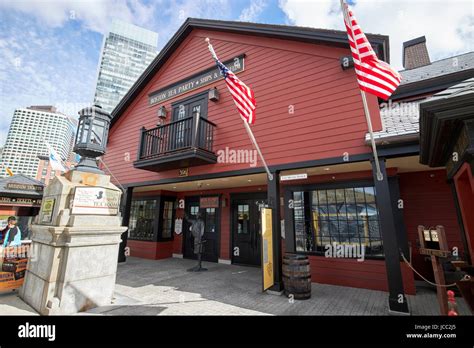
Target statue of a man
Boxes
[185,212,207,272]
[186,212,205,254]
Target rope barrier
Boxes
[400,252,461,288]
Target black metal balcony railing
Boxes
[138,116,216,161]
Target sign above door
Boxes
[200,196,219,209]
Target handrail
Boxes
[154,116,193,129]
[138,116,216,160]
[199,117,217,127]
[148,116,216,132]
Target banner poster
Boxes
[261,207,274,291]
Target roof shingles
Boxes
[367,52,474,142]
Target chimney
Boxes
[403,36,430,70]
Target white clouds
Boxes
[239,0,268,22]
[156,0,233,49]
[279,0,474,69]
[0,0,236,147]
[0,0,156,34]
[0,17,98,146]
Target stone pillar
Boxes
[20,170,127,315]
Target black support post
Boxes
[372,158,409,314]
[118,187,133,263]
[267,170,283,292]
[388,177,409,258]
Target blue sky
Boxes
[0,0,472,146]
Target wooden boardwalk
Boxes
[87,257,472,316]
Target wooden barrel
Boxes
[282,254,311,300]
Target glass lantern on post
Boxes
[73,104,111,173]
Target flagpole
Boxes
[242,120,273,181]
[205,38,274,182]
[340,0,384,181]
[98,157,126,191]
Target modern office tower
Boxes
[0,106,76,178]
[93,19,158,113]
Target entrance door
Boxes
[182,197,219,262]
[171,93,208,151]
[232,195,267,266]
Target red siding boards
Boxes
[105,29,382,186]
[309,256,415,294]
[453,163,474,265]
[399,170,463,280]
[127,240,174,260]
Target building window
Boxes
[205,208,216,233]
[128,198,157,241]
[160,200,174,240]
[237,204,250,234]
[190,205,199,216]
[292,185,383,257]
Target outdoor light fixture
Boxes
[73,104,111,173]
[157,105,167,119]
[209,87,219,102]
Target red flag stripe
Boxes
[214,56,256,124]
[226,82,254,118]
[343,3,401,100]
[226,71,256,124]
[225,75,256,123]
[354,64,399,91]
[227,76,255,108]
[226,79,255,115]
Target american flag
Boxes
[216,59,256,124]
[342,2,401,100]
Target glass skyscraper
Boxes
[93,20,158,113]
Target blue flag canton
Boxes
[216,60,231,79]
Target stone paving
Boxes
[86,257,472,316]
[1,256,471,315]
[0,290,37,315]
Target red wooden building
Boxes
[103,19,474,314]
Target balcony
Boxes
[134,116,217,171]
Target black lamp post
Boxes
[73,104,111,173]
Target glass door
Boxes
[232,197,266,266]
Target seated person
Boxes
[1,216,22,248]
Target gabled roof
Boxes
[400,52,474,85]
[419,77,474,166]
[366,100,421,145]
[392,52,474,99]
[110,18,390,128]
[0,174,44,196]
[366,53,474,145]
[424,76,474,102]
